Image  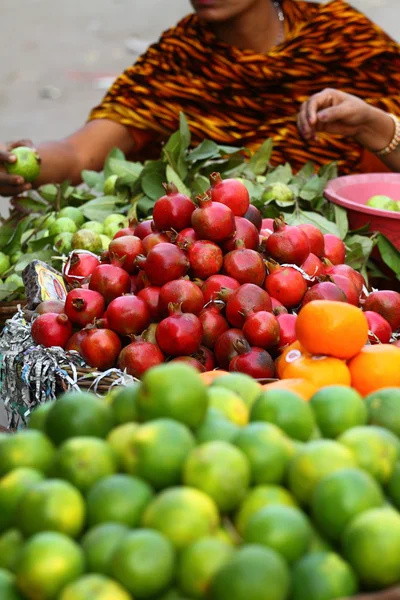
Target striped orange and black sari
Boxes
[89,0,400,174]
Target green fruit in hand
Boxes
[57,207,85,227]
[49,217,77,236]
[99,234,111,250]
[5,146,41,182]
[54,232,74,254]
[4,274,23,288]
[104,213,127,229]
[104,222,124,239]
[263,182,293,204]
[366,195,398,211]
[103,175,119,196]
[0,253,11,277]
[71,229,103,253]
[82,221,104,234]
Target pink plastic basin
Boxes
[324,173,400,250]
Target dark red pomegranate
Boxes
[364,311,392,344]
[64,289,105,328]
[261,218,274,232]
[80,329,122,370]
[277,313,298,350]
[188,240,223,280]
[118,340,164,377]
[301,281,347,306]
[175,227,199,250]
[323,234,346,265]
[209,172,250,217]
[223,217,259,252]
[137,286,162,322]
[156,304,202,356]
[329,274,359,306]
[94,316,109,329]
[135,243,189,286]
[196,345,216,371]
[223,247,265,286]
[243,204,262,231]
[226,284,272,328]
[65,329,88,354]
[229,344,275,379]
[153,183,195,232]
[142,232,170,256]
[100,250,110,264]
[243,311,280,349]
[191,192,235,242]
[363,290,400,331]
[202,275,240,304]
[301,253,325,285]
[35,300,65,315]
[214,329,250,370]
[170,356,206,373]
[31,313,73,349]
[134,220,156,240]
[89,264,131,304]
[199,303,229,349]
[106,295,151,336]
[265,217,310,266]
[264,262,307,308]
[159,279,204,316]
[271,297,288,315]
[298,224,325,258]
[109,235,144,274]
[325,263,365,296]
[63,252,100,286]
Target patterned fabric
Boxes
[89,0,400,173]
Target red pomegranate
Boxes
[229,344,275,379]
[153,183,195,232]
[175,227,199,250]
[156,304,202,356]
[65,329,88,354]
[159,279,205,316]
[265,218,310,266]
[80,329,122,370]
[202,275,240,304]
[209,172,250,216]
[223,217,259,252]
[31,313,73,349]
[271,297,288,315]
[328,274,360,306]
[277,313,298,350]
[63,252,100,286]
[195,345,216,371]
[141,232,170,256]
[137,286,162,322]
[243,311,280,349]
[214,329,250,370]
[135,243,189,286]
[226,284,272,328]
[64,289,105,328]
[113,224,137,239]
[134,220,156,240]
[298,224,325,258]
[264,261,307,308]
[106,295,151,336]
[223,247,265,286]
[364,311,392,344]
[35,300,65,315]
[108,235,144,274]
[170,356,206,373]
[243,204,262,231]
[118,340,165,377]
[199,303,230,349]
[301,281,347,306]
[323,234,346,265]
[301,253,325,285]
[363,290,400,331]
[188,240,223,280]
[324,263,365,296]
[89,264,131,304]
[191,192,236,242]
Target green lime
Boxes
[81,523,129,575]
[387,462,400,509]
[251,389,315,441]
[107,423,139,473]
[0,529,24,572]
[310,385,367,438]
[0,568,23,600]
[365,387,400,437]
[82,220,104,234]
[291,551,358,600]
[49,217,77,236]
[4,274,23,288]
[10,252,23,265]
[211,373,261,408]
[60,574,131,600]
[207,387,249,426]
[5,147,41,182]
[110,385,140,424]
[0,430,55,476]
[235,484,297,535]
[367,195,398,211]
[71,229,103,253]
[57,207,85,227]
[27,401,54,432]
[0,467,44,532]
[196,408,240,443]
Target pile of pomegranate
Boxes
[31,175,400,379]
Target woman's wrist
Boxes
[355,106,396,153]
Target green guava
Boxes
[81,221,104,235]
[99,234,112,251]
[71,229,103,253]
[54,232,74,254]
[0,253,10,277]
[366,195,398,211]
[49,218,78,236]
[5,274,24,288]
[5,146,41,182]
[263,182,294,204]
[57,207,85,227]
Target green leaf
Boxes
[163,131,182,172]
[265,163,293,185]
[104,148,125,179]
[165,165,192,197]
[248,139,273,176]
[377,234,400,277]
[0,222,19,249]
[3,217,30,255]
[106,158,143,180]
[14,249,56,274]
[141,162,166,201]
[28,235,56,252]
[287,210,340,236]
[299,176,325,201]
[81,170,105,191]
[37,184,58,203]
[10,196,48,213]
[319,162,338,181]
[187,140,220,163]
[217,144,247,155]
[179,112,191,153]
[136,196,156,218]
[295,161,315,183]
[192,175,210,196]
[333,205,349,239]
[345,234,374,272]
[0,282,24,302]
[80,196,119,222]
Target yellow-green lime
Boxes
[16,531,85,600]
[311,467,384,541]
[308,527,334,553]
[287,439,356,505]
[343,508,400,589]
[310,385,367,438]
[107,423,139,474]
[177,537,234,599]
[49,217,77,236]
[250,389,315,442]
[387,462,400,509]
[142,487,220,550]
[52,437,117,492]
[158,589,193,600]
[111,529,175,598]
[0,569,23,600]
[291,552,358,600]
[0,530,24,572]
[210,544,290,600]
[234,422,292,485]
[109,385,140,424]
[196,408,240,443]
[0,467,44,532]
[82,220,104,234]
[243,504,312,564]
[211,373,261,408]
[207,387,249,426]
[365,387,400,437]
[16,478,85,538]
[137,363,208,429]
[81,523,129,575]
[86,474,153,527]
[234,484,297,535]
[57,207,85,227]
[338,425,399,484]
[183,441,250,512]
[45,391,114,445]
[0,430,55,476]
[5,147,40,182]
[71,229,103,253]
[27,401,54,432]
[59,574,131,600]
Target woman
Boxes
[1,0,400,197]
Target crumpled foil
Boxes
[0,310,136,429]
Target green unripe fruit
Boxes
[5,147,41,182]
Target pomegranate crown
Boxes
[195,191,212,207]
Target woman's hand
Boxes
[0,140,35,197]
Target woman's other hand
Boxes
[0,140,35,197]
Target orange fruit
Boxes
[348,344,400,396]
[275,341,306,379]
[200,371,230,385]
[261,379,317,401]
[296,301,369,360]
[281,354,351,390]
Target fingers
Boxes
[7,139,35,151]
[0,169,31,197]
[0,150,17,165]
[298,88,342,140]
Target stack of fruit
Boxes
[1,364,400,600]
[29,173,400,395]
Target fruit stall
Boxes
[1,118,400,600]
